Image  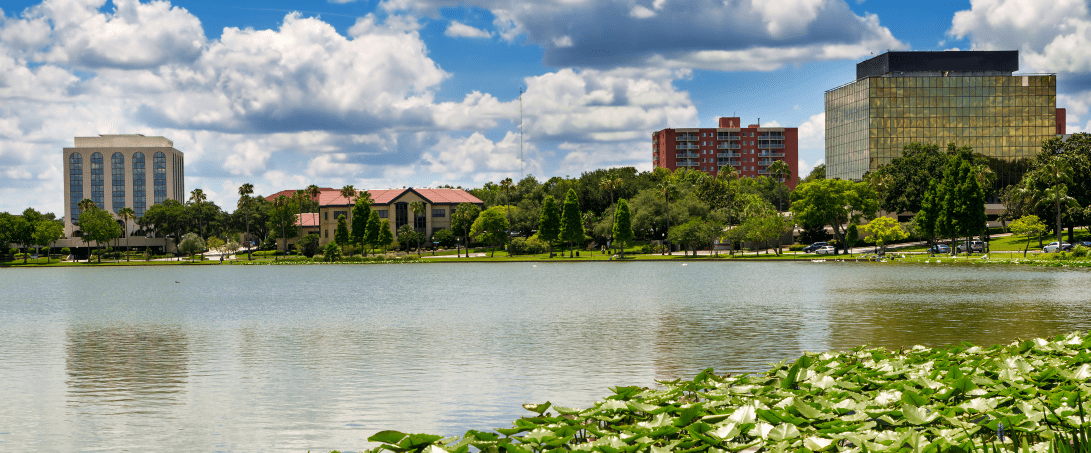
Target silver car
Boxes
[815,245,837,255]
[957,240,986,253]
[1043,242,1072,253]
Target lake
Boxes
[2,262,1090,452]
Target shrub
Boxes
[640,244,653,254]
[432,229,455,248]
[789,244,805,251]
[323,241,342,262]
[652,244,668,254]
[510,236,549,255]
[60,247,71,256]
[9,247,18,255]
[296,234,320,258]
[1072,245,1089,258]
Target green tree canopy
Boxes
[612,198,634,258]
[861,216,908,252]
[377,219,394,252]
[471,206,510,257]
[351,196,372,245]
[935,147,988,254]
[790,179,878,255]
[177,232,205,261]
[538,195,561,257]
[559,189,584,257]
[335,214,350,253]
[1008,215,1047,257]
[363,209,381,256]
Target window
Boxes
[111,152,125,212]
[325,229,328,238]
[132,152,146,217]
[90,152,104,208]
[432,208,445,217]
[153,152,166,205]
[378,209,388,218]
[325,211,328,220]
[333,210,348,221]
[69,153,83,223]
[395,202,409,230]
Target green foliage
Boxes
[60,247,71,255]
[871,142,951,214]
[790,179,878,255]
[612,198,634,257]
[296,233,320,258]
[510,236,549,255]
[1010,215,1048,257]
[559,189,584,256]
[323,241,342,262]
[432,229,455,248]
[935,147,988,252]
[351,197,372,245]
[538,195,561,255]
[1072,245,1089,258]
[801,163,825,184]
[335,214,350,249]
[470,206,510,257]
[397,225,419,252]
[377,219,394,251]
[364,332,1091,453]
[844,223,859,251]
[177,232,205,260]
[861,216,909,250]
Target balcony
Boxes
[716,134,739,140]
[758,152,785,157]
[676,161,699,167]
[759,133,784,139]
[758,143,785,149]
[676,152,699,158]
[677,134,698,141]
[758,159,777,165]
[758,168,773,175]
[719,159,741,166]
[717,152,741,158]
[717,142,741,150]
[676,143,698,150]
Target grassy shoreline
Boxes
[359,332,1091,453]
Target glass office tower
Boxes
[825,51,1062,190]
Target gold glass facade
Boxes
[826,74,1057,188]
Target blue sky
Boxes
[2,0,1090,215]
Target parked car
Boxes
[815,245,837,255]
[803,242,829,253]
[928,244,951,254]
[957,240,987,253]
[1079,241,1091,248]
[1043,242,1073,253]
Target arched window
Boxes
[133,152,146,217]
[69,153,83,223]
[111,152,125,212]
[90,152,104,209]
[153,152,167,205]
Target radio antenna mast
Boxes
[520,87,524,181]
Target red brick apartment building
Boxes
[652,117,799,188]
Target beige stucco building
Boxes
[62,135,185,247]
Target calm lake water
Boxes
[2,262,1090,452]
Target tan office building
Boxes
[63,135,185,238]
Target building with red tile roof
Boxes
[270,187,484,247]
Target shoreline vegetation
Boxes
[355,332,1091,453]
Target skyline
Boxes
[2,0,1090,216]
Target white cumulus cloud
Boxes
[445,20,491,38]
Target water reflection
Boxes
[66,325,189,415]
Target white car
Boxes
[1043,242,1072,253]
[815,245,837,255]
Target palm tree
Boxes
[294,189,308,254]
[767,160,792,212]
[1021,157,1078,245]
[410,200,426,257]
[500,177,514,250]
[238,183,254,260]
[599,176,623,253]
[305,183,320,243]
[657,180,677,255]
[118,207,135,262]
[340,185,356,205]
[189,188,207,238]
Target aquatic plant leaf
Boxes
[523,402,552,415]
[903,404,938,425]
[767,423,801,441]
[370,431,408,444]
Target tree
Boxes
[269,195,297,260]
[935,148,988,255]
[33,220,63,263]
[117,207,135,261]
[790,179,878,255]
[296,233,320,258]
[335,214,350,254]
[612,199,634,258]
[177,232,205,262]
[340,185,357,205]
[500,177,514,247]
[538,195,561,258]
[801,164,825,184]
[1009,215,1047,257]
[307,184,322,243]
[363,209,381,257]
[294,190,308,248]
[432,229,455,248]
[657,180,678,254]
[377,219,394,253]
[844,224,859,254]
[397,224,419,253]
[141,198,189,255]
[452,203,481,257]
[79,202,122,262]
[869,143,950,215]
[189,188,208,238]
[470,206,510,257]
[410,201,426,256]
[559,188,584,257]
[10,212,33,263]
[351,195,372,248]
[767,160,792,212]
[238,183,255,260]
[861,217,908,254]
[1018,156,1079,246]
[323,240,342,262]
